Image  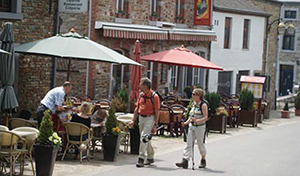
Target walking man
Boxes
[36,81,72,127]
[129,78,160,167]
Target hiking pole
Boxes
[191,129,195,170]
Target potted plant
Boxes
[281,102,290,118]
[205,92,227,133]
[239,89,257,127]
[111,88,128,112]
[102,107,121,161]
[184,86,192,99]
[295,92,300,116]
[129,117,140,154]
[34,110,62,176]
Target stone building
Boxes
[277,0,300,96]
[0,0,216,114]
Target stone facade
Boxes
[247,0,281,116]
[278,2,300,96]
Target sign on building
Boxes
[59,0,88,13]
[240,76,266,99]
[194,0,212,26]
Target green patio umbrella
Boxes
[0,22,19,126]
[15,28,142,80]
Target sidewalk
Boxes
[22,110,300,176]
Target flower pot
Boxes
[102,133,120,162]
[129,128,140,155]
[295,109,300,116]
[207,115,227,133]
[239,110,257,127]
[34,144,59,176]
[281,111,290,118]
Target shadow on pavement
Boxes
[201,167,226,174]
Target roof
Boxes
[214,0,272,17]
[240,76,266,84]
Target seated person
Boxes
[91,109,107,136]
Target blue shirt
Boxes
[41,86,65,113]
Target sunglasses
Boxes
[192,93,198,96]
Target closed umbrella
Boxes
[130,40,142,102]
[0,49,10,54]
[15,29,142,81]
[0,22,19,126]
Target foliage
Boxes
[184,100,194,120]
[283,102,289,111]
[112,127,121,135]
[295,92,300,110]
[183,86,191,93]
[116,87,129,104]
[37,110,61,146]
[105,107,119,135]
[204,92,221,115]
[216,108,229,117]
[239,89,255,111]
[111,98,127,112]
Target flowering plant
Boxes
[48,132,62,145]
[112,127,122,135]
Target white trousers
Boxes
[183,125,207,160]
[138,115,155,160]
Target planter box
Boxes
[281,111,290,118]
[129,128,140,155]
[295,109,300,116]
[239,110,257,127]
[34,144,59,176]
[102,133,120,162]
[207,115,227,133]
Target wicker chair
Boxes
[9,118,36,130]
[164,96,177,106]
[12,127,39,175]
[0,130,27,176]
[157,106,175,137]
[169,104,186,137]
[0,125,9,131]
[62,122,93,163]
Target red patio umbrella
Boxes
[130,40,142,101]
[141,46,223,70]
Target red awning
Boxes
[103,28,168,40]
[141,46,223,70]
[240,76,266,84]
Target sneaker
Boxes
[136,158,144,168]
[144,158,154,165]
[199,159,206,168]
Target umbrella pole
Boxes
[176,66,181,91]
[5,115,8,127]
[67,57,71,81]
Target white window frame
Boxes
[147,62,153,81]
[116,0,124,12]
[242,19,251,50]
[176,0,181,16]
[150,0,157,15]
[170,65,178,89]
[281,28,298,52]
[283,8,298,20]
[0,0,22,20]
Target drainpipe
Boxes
[51,0,59,88]
[85,0,92,97]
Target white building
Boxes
[208,0,270,95]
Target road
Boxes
[93,120,300,176]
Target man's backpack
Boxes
[139,91,163,106]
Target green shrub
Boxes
[37,110,54,145]
[205,92,221,115]
[283,102,289,111]
[184,86,191,93]
[239,89,255,111]
[295,92,300,110]
[105,107,119,135]
[116,87,129,104]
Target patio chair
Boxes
[158,106,175,137]
[62,122,93,163]
[18,110,31,120]
[164,96,176,106]
[117,114,133,153]
[169,104,186,137]
[0,130,27,176]
[95,99,111,110]
[227,99,240,128]
[0,125,9,131]
[12,127,39,175]
[9,118,37,130]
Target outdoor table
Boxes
[13,131,37,138]
[117,114,134,125]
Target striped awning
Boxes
[103,28,168,40]
[95,21,217,42]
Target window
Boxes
[224,17,232,49]
[193,51,206,86]
[0,0,11,12]
[150,0,157,16]
[175,0,184,21]
[0,0,22,20]
[116,0,129,14]
[243,19,250,49]
[284,10,297,19]
[282,32,295,50]
[147,62,153,81]
[170,65,178,89]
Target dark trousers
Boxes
[36,105,50,128]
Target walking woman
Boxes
[176,88,208,169]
